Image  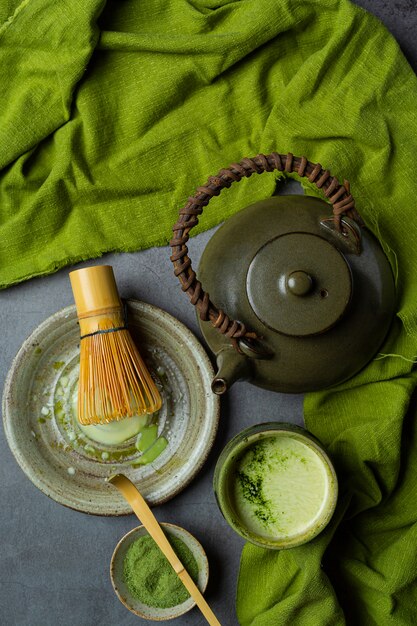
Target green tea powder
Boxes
[123,534,199,608]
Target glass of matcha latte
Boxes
[213,423,338,549]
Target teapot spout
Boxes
[211,348,250,395]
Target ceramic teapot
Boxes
[170,152,395,394]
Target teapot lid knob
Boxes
[287,271,313,297]
[246,232,352,337]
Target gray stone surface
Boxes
[0,2,415,625]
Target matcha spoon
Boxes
[108,474,222,626]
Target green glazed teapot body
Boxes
[197,195,395,394]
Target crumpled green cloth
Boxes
[2,1,417,623]
[0,0,412,293]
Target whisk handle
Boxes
[69,265,122,318]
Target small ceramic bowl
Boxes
[213,423,338,550]
[110,523,209,620]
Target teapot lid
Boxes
[246,232,352,336]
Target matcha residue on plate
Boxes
[45,367,171,468]
[136,424,159,452]
[130,424,168,466]
[123,535,199,608]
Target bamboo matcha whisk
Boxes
[69,265,162,425]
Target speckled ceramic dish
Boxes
[110,523,209,621]
[2,301,220,515]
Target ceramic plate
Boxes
[3,301,220,515]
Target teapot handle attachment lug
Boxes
[170,152,361,352]
[237,336,274,360]
[320,216,362,255]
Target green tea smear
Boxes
[232,435,329,540]
[236,442,276,527]
[123,534,199,608]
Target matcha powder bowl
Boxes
[214,423,338,549]
[110,523,209,620]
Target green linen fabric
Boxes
[0,0,411,291]
[2,1,417,623]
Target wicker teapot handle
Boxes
[170,152,360,346]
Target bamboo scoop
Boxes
[108,474,222,626]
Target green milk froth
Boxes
[123,535,199,608]
[234,436,328,539]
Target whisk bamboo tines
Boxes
[69,266,162,426]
